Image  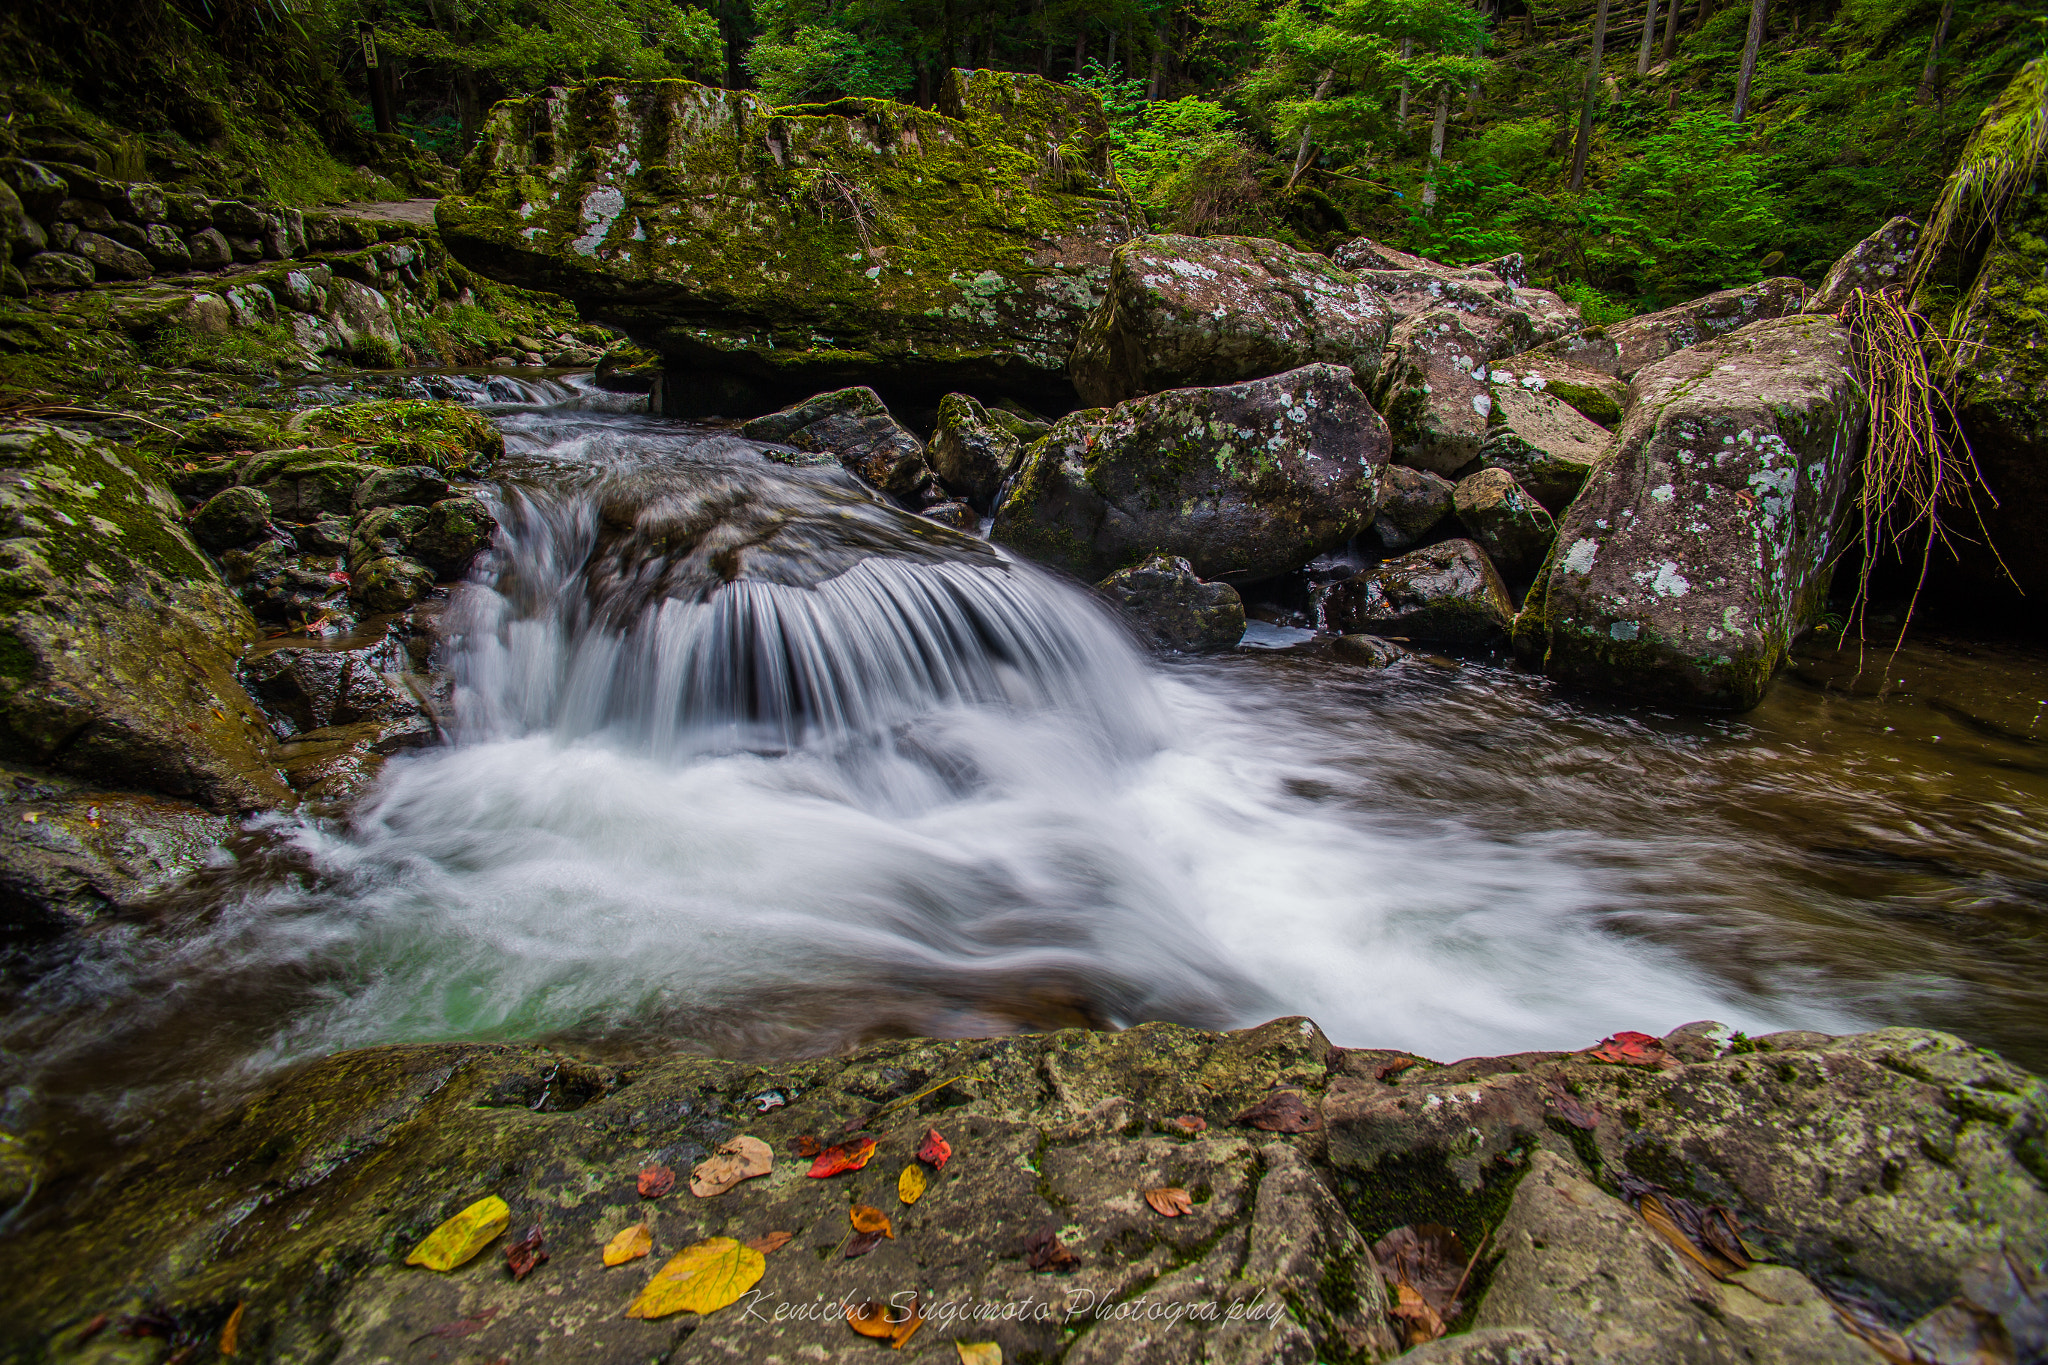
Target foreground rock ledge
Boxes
[5,1018,2040,1362]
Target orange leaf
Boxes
[638,1165,676,1197]
[218,1302,246,1357]
[807,1137,877,1178]
[916,1128,951,1171]
[847,1298,924,1349]
[1170,1115,1207,1134]
[604,1224,654,1266]
[1143,1186,1194,1217]
[747,1231,794,1255]
[1233,1091,1320,1133]
[850,1204,895,1239]
[1389,1283,1447,1346]
[791,1135,824,1158]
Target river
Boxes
[4,382,2045,1163]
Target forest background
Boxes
[2,0,2041,319]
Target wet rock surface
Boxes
[993,363,1389,583]
[0,1018,2035,1363]
[1323,538,1515,644]
[928,392,1024,509]
[741,387,932,500]
[1370,464,1457,552]
[1070,233,1393,407]
[1517,314,1867,710]
[1097,554,1247,653]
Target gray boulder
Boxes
[992,363,1389,583]
[1370,464,1455,551]
[1097,554,1247,652]
[73,230,149,280]
[741,387,931,499]
[1486,352,1631,428]
[1516,314,1866,710]
[189,485,276,551]
[1478,381,1613,512]
[927,392,1022,507]
[1806,216,1919,314]
[187,228,232,269]
[23,251,92,290]
[1321,539,1513,643]
[354,465,451,511]
[1331,234,1578,346]
[1070,233,1393,406]
[1454,467,1555,583]
[140,222,192,271]
[1374,308,1522,475]
[1518,277,1810,382]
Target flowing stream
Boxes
[5,383,2047,1154]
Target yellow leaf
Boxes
[405,1195,511,1271]
[956,1344,1003,1365]
[625,1237,765,1320]
[899,1163,927,1205]
[603,1223,654,1267]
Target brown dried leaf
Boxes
[1233,1091,1320,1133]
[1024,1225,1080,1274]
[1389,1283,1447,1347]
[1376,1057,1421,1082]
[408,1307,500,1344]
[845,1229,885,1259]
[847,1298,924,1349]
[1639,1194,1741,1281]
[792,1134,824,1158]
[218,1303,246,1357]
[506,1223,548,1280]
[1546,1078,1600,1130]
[691,1136,774,1197]
[850,1204,896,1239]
[746,1231,794,1256]
[1143,1186,1194,1218]
[637,1165,676,1198]
[1372,1224,1468,1319]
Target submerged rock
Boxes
[1517,314,1866,710]
[438,71,1139,411]
[1322,538,1514,643]
[1069,233,1393,406]
[0,423,288,811]
[1518,277,1810,382]
[992,363,1389,583]
[742,387,931,499]
[1097,554,1247,652]
[927,392,1023,508]
[1331,633,1409,666]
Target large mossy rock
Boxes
[1478,380,1614,513]
[1068,233,1393,407]
[1373,307,1530,476]
[0,423,289,811]
[3,1019,2037,1362]
[1515,315,1867,710]
[1322,539,1514,643]
[928,391,1024,508]
[437,70,1140,413]
[991,363,1389,584]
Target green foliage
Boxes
[748,21,911,104]
[372,0,722,89]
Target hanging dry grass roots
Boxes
[1837,285,2006,667]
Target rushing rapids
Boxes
[3,384,2046,1155]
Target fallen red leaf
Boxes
[1234,1091,1321,1133]
[1171,1114,1208,1134]
[637,1165,676,1198]
[1024,1225,1080,1273]
[1588,1031,1673,1066]
[807,1136,878,1178]
[791,1135,824,1158]
[916,1127,952,1171]
[506,1223,547,1280]
[1376,1057,1421,1082]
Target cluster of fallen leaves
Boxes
[1373,1223,1486,1347]
[1618,1174,1756,1281]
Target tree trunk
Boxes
[1661,0,1682,63]
[1423,86,1451,212]
[1467,32,1486,116]
[1570,0,1611,190]
[1105,28,1117,71]
[1732,0,1769,125]
[942,0,957,74]
[1073,23,1087,76]
[1148,22,1166,98]
[1913,0,1954,105]
[1697,0,1712,31]
[1398,38,1414,122]
[1287,70,1339,189]
[1637,0,1659,74]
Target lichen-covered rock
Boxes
[1370,463,1455,551]
[0,424,289,810]
[243,452,378,524]
[188,485,276,550]
[0,765,235,938]
[1454,467,1556,583]
[1489,353,1632,428]
[1097,554,1247,652]
[1321,538,1513,642]
[1331,234,1578,345]
[221,539,351,624]
[1516,314,1866,710]
[1806,215,1919,314]
[740,387,932,497]
[992,363,1389,583]
[1069,233,1393,406]
[437,71,1139,411]
[186,227,232,269]
[1478,381,1613,512]
[1374,308,1522,475]
[928,391,1024,507]
[349,554,436,613]
[73,230,148,280]
[1519,277,1811,382]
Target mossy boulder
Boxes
[0,423,289,811]
[435,70,1140,412]
[1322,538,1514,643]
[593,338,661,393]
[188,484,275,550]
[1373,307,1523,476]
[739,387,931,497]
[408,497,497,577]
[1476,380,1613,514]
[1805,215,1920,314]
[928,391,1023,507]
[992,363,1390,584]
[1097,554,1247,652]
[293,399,504,474]
[1369,464,1456,551]
[1516,314,1866,710]
[1069,233,1393,407]
[1453,467,1556,585]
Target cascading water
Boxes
[10,382,2048,1135]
